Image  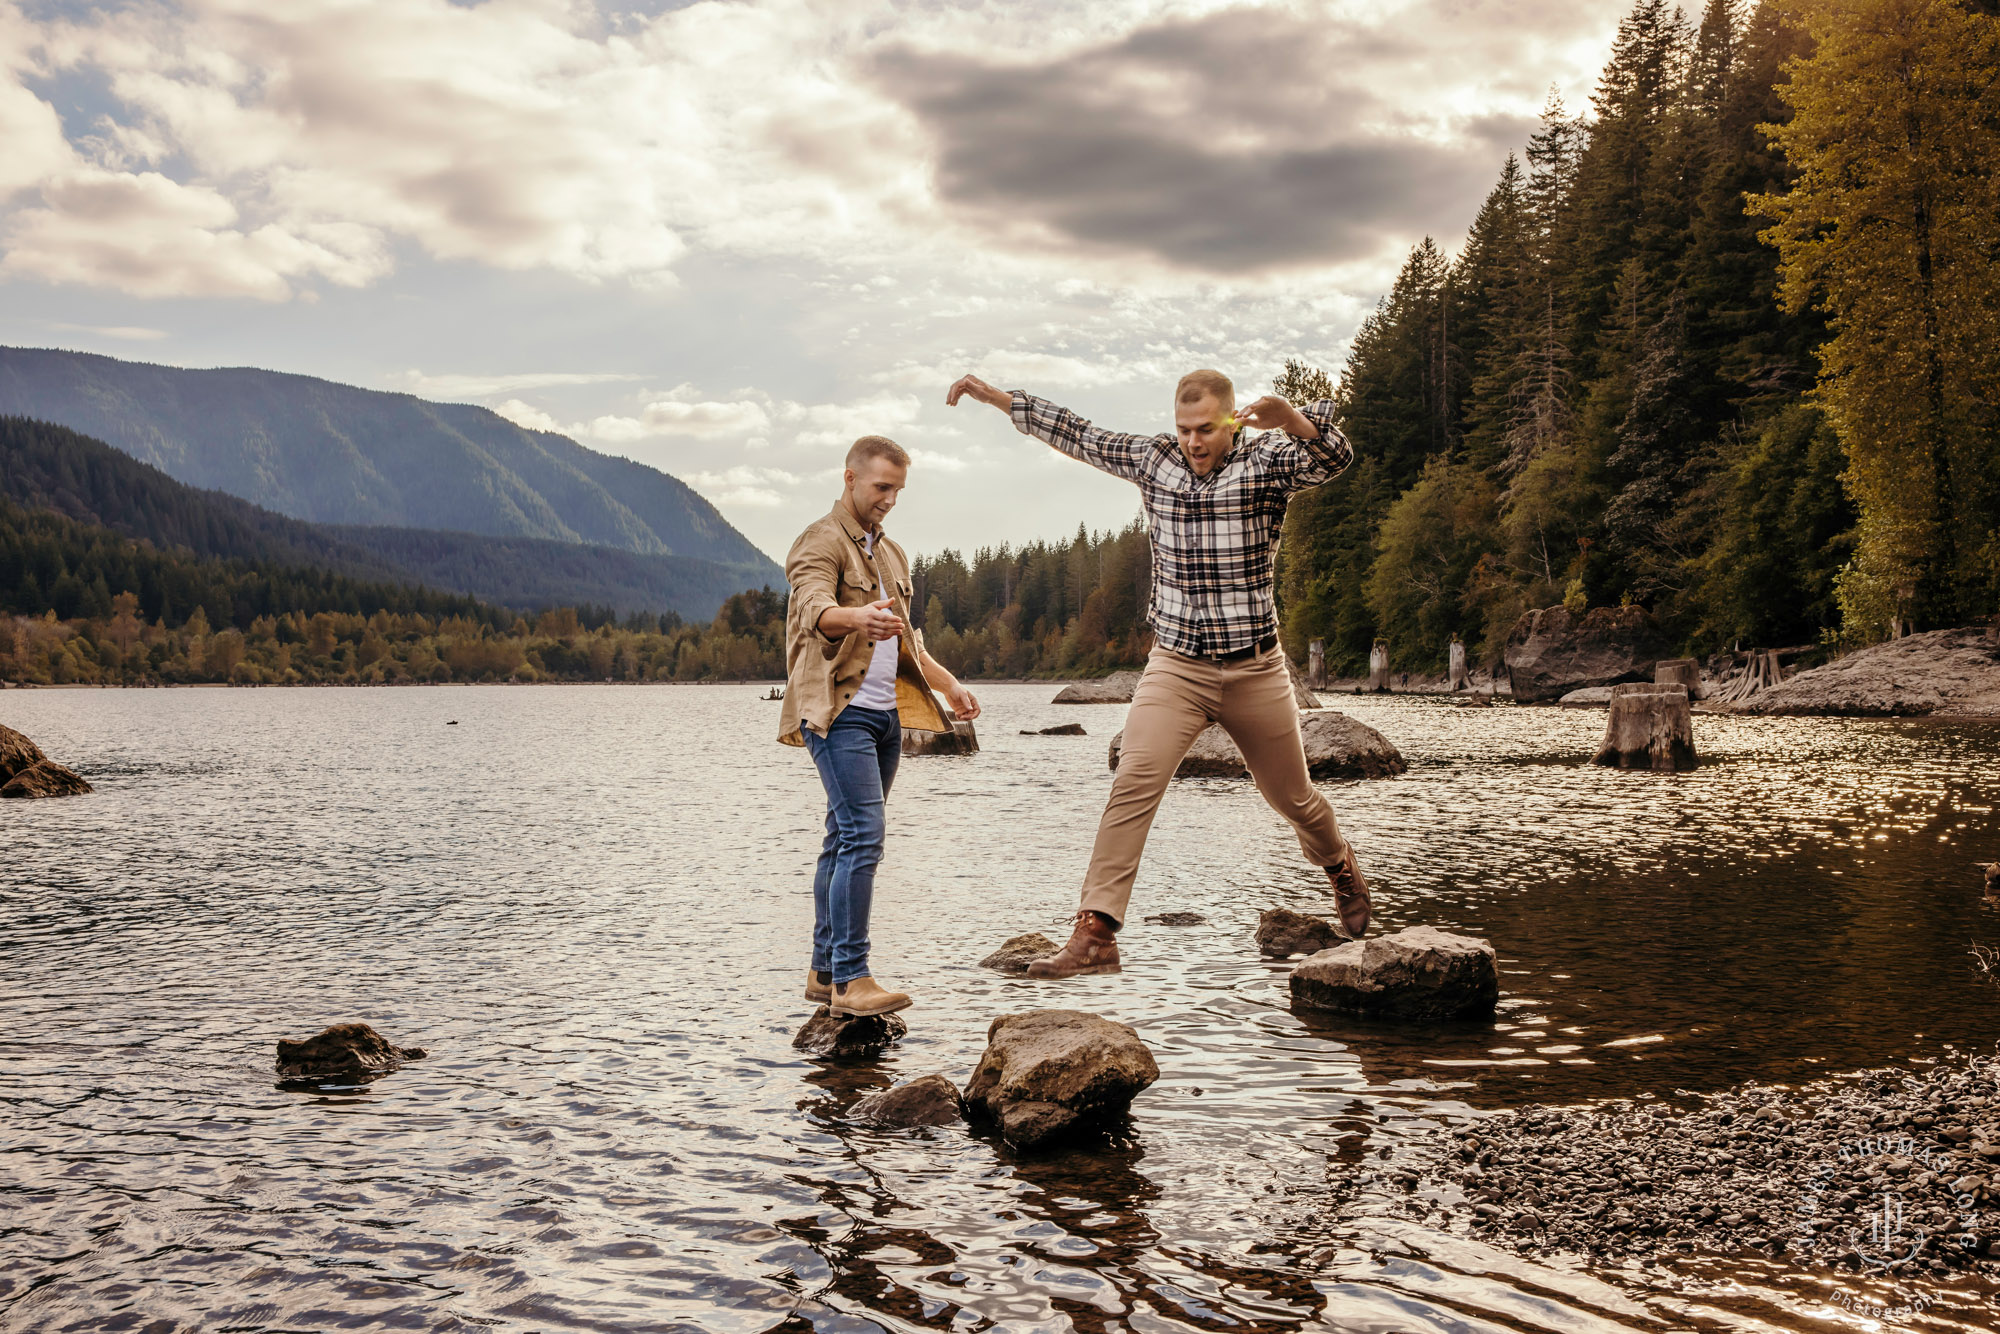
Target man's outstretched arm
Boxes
[1238,393,1351,492]
[947,373,1151,482]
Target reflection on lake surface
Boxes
[3,684,1998,1332]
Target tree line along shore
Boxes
[4,1,1997,689]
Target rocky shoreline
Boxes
[1346,1050,2000,1287]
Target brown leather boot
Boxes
[828,975,912,1018]
[1025,910,1122,978]
[1324,845,1372,939]
[805,968,831,1005]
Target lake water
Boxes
[4,684,1999,1333]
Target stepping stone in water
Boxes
[851,1074,963,1127]
[1144,911,1206,926]
[963,1009,1158,1149]
[979,933,1059,973]
[792,1007,907,1057]
[277,1022,426,1081]
[1256,907,1340,958]
[1289,926,1498,1019]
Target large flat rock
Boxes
[1503,605,1670,704]
[1718,627,2000,718]
[1052,671,1142,704]
[963,1009,1159,1149]
[1289,926,1498,1020]
[1109,712,1404,781]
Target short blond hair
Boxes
[846,435,910,471]
[1175,369,1234,411]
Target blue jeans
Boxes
[803,705,900,984]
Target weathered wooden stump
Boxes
[1447,639,1470,691]
[1308,639,1327,690]
[1653,657,1701,697]
[1592,683,1696,771]
[904,715,978,755]
[1367,641,1390,693]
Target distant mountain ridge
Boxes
[0,416,773,621]
[0,345,779,583]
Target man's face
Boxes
[844,456,907,528]
[1174,394,1235,477]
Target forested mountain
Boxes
[0,346,780,583]
[1274,0,1998,674]
[1,416,771,619]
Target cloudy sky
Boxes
[0,0,1628,562]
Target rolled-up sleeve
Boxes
[786,533,845,656]
[1012,391,1154,482]
[1262,399,1353,493]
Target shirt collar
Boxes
[830,501,880,548]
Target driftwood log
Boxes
[1592,683,1696,771]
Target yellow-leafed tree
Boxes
[1752,0,2000,637]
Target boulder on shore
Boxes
[1109,712,1405,781]
[1257,907,1342,958]
[1052,671,1141,704]
[1716,626,2000,718]
[0,723,91,799]
[1289,926,1499,1020]
[851,1074,964,1128]
[1503,605,1670,704]
[979,933,1060,973]
[792,1007,907,1057]
[962,1009,1159,1149]
[276,1022,427,1080]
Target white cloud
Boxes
[398,369,641,400]
[51,321,167,341]
[683,464,805,509]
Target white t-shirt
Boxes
[850,531,900,711]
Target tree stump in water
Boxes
[1654,657,1700,697]
[1592,684,1696,771]
[1367,641,1390,693]
[1447,639,1470,691]
[1308,639,1327,690]
[1709,650,1785,703]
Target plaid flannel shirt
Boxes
[1010,391,1352,658]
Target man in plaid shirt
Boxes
[947,368,1373,978]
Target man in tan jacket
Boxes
[780,435,980,1017]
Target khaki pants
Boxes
[1080,643,1347,927]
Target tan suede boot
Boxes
[1025,910,1122,978]
[828,976,912,1018]
[805,969,832,1005]
[1325,844,1372,939]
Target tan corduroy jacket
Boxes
[778,502,949,747]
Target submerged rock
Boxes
[1557,685,1615,707]
[1719,626,2000,718]
[276,1022,427,1080]
[792,1007,908,1057]
[0,760,93,798]
[1289,926,1498,1019]
[1257,907,1341,958]
[0,724,90,798]
[1143,911,1206,926]
[1052,671,1141,704]
[1108,713,1404,781]
[1503,605,1670,704]
[1022,723,1088,736]
[962,1009,1159,1149]
[979,933,1060,973]
[851,1074,964,1127]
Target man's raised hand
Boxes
[1235,394,1319,439]
[946,374,1011,412]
